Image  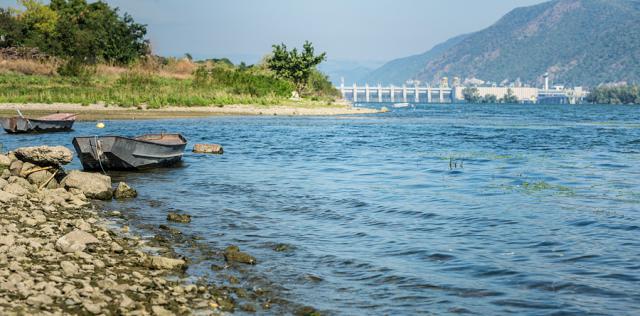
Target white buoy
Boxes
[96,122,105,129]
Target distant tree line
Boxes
[0,0,148,74]
[462,87,519,104]
[586,85,640,104]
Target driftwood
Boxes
[23,166,53,176]
[38,169,58,190]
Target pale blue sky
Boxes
[2,0,548,63]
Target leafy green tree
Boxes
[482,94,498,104]
[586,85,640,104]
[267,41,326,95]
[502,88,519,104]
[51,1,148,64]
[462,87,481,103]
[18,0,58,36]
[5,0,148,74]
[0,8,24,47]
[306,69,340,99]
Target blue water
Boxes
[3,104,640,315]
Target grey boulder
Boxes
[14,146,73,167]
[56,230,100,253]
[61,171,112,200]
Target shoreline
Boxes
[0,102,379,121]
[0,147,320,315]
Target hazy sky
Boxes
[2,0,548,63]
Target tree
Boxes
[482,94,498,104]
[0,8,24,47]
[267,41,326,95]
[18,0,58,36]
[502,88,519,104]
[586,85,640,104]
[462,87,481,103]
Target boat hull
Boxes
[1,117,75,133]
[72,134,187,171]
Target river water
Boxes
[2,104,640,315]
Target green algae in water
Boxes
[519,181,576,196]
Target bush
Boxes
[193,66,292,97]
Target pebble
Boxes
[0,151,281,315]
[60,261,79,276]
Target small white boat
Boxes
[392,103,410,108]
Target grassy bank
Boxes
[0,71,316,108]
[0,54,342,109]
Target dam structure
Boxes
[339,83,454,103]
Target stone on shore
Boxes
[0,178,7,190]
[0,154,10,170]
[224,245,257,265]
[3,182,29,196]
[146,256,187,270]
[151,305,173,316]
[61,171,113,200]
[167,212,191,223]
[56,230,100,253]
[14,146,73,167]
[0,190,17,203]
[193,144,224,154]
[114,182,137,199]
[27,169,59,189]
[9,159,23,176]
[60,260,79,276]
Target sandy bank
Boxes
[0,102,379,121]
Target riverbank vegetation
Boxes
[0,0,340,107]
[462,87,519,104]
[586,85,640,105]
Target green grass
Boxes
[0,72,315,108]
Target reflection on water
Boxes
[2,104,640,315]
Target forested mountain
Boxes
[363,0,640,87]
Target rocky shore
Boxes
[0,146,315,315]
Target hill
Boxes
[363,34,468,86]
[364,0,640,87]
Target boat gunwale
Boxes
[73,134,187,147]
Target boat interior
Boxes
[135,134,187,145]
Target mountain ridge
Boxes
[362,0,640,87]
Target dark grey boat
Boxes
[1,113,76,133]
[72,134,188,171]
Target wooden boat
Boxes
[1,113,76,133]
[72,134,188,171]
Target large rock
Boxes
[0,154,10,170]
[223,245,256,265]
[3,183,29,196]
[113,182,137,199]
[61,171,112,200]
[9,160,22,176]
[167,212,191,223]
[0,178,7,190]
[8,176,36,192]
[193,144,224,154]
[0,190,17,203]
[14,146,73,167]
[146,256,187,270]
[27,169,58,189]
[55,230,100,253]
